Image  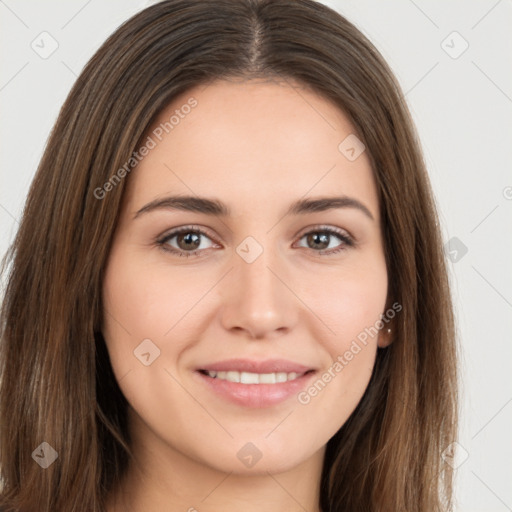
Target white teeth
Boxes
[240,371,259,384]
[258,373,276,384]
[226,371,240,383]
[204,370,305,384]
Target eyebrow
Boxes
[133,195,374,221]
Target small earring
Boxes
[386,328,392,334]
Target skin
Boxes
[102,78,392,512]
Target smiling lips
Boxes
[202,370,308,384]
[195,358,317,408]
[198,358,314,374]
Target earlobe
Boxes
[378,326,393,348]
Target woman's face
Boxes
[102,78,390,475]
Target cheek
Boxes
[101,247,194,381]
[102,247,205,341]
[296,257,387,403]
[303,256,388,343]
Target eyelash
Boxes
[156,225,355,258]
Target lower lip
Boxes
[195,370,317,408]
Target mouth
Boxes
[193,359,317,408]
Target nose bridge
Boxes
[220,234,297,337]
[236,236,282,309]
[238,244,276,296]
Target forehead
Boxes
[125,79,378,219]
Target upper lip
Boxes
[198,358,315,374]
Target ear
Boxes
[377,324,394,348]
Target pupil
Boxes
[308,232,329,250]
[178,232,200,250]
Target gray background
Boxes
[1,1,511,510]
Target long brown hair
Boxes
[0,1,458,510]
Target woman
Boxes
[0,1,458,510]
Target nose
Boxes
[220,245,299,339]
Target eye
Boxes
[157,226,218,258]
[156,225,354,258]
[295,226,354,255]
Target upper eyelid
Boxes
[295,224,352,239]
